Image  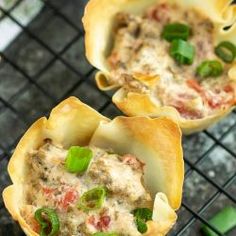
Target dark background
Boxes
[0,0,235,235]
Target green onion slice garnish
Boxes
[201,206,236,236]
[78,187,106,211]
[34,207,60,236]
[170,39,195,65]
[162,23,191,42]
[196,60,223,78]
[65,146,93,173]
[92,233,119,236]
[215,41,236,63]
[132,208,153,234]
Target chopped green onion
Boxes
[170,39,195,65]
[162,23,191,42]
[34,207,60,236]
[196,60,223,78]
[92,233,119,236]
[201,206,236,236]
[215,41,236,63]
[65,146,93,173]
[133,208,153,220]
[78,187,106,211]
[132,208,153,234]
[135,218,148,234]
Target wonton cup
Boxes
[3,97,184,236]
[83,0,236,134]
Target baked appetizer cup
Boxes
[3,97,183,236]
[83,0,236,134]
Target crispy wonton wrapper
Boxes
[3,97,183,236]
[83,0,236,134]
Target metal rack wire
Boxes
[0,0,235,235]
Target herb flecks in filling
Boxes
[21,140,152,236]
[107,3,235,119]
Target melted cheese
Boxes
[22,141,151,236]
[108,3,235,119]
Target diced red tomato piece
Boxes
[226,84,236,105]
[186,79,203,93]
[96,215,111,230]
[58,189,77,210]
[42,187,55,195]
[207,98,221,109]
[62,190,77,208]
[100,216,111,228]
[224,84,234,93]
[87,215,111,231]
[175,105,202,119]
[185,80,236,113]
[207,96,236,109]
[205,89,236,109]
[171,100,203,119]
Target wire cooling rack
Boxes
[0,0,235,235]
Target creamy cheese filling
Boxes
[108,2,235,119]
[21,140,152,236]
